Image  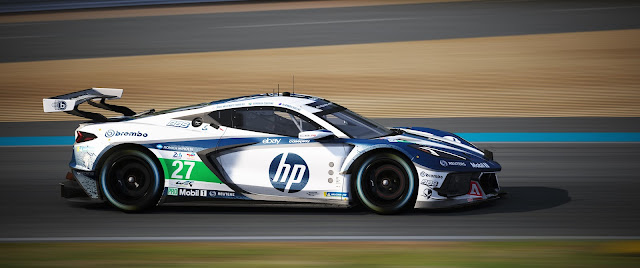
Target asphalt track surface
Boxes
[0,0,236,13]
[1,0,640,62]
[1,118,640,240]
[1,142,639,240]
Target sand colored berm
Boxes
[0,29,638,122]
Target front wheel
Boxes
[99,149,164,212]
[354,153,417,214]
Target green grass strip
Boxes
[1,241,639,267]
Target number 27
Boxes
[171,161,195,179]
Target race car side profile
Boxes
[44,88,502,214]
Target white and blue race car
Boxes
[44,88,502,214]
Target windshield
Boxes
[318,108,393,139]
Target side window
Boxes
[208,109,233,127]
[272,110,319,136]
[235,107,277,134]
[209,107,320,136]
[322,114,347,126]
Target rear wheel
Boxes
[354,153,417,214]
[99,149,163,212]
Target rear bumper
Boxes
[69,169,101,199]
[60,180,88,199]
[60,169,102,200]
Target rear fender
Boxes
[73,143,161,200]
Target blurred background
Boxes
[0,0,639,266]
[0,0,638,121]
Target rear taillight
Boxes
[76,131,97,143]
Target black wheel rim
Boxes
[361,159,409,206]
[105,155,153,205]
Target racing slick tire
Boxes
[354,152,417,214]
[99,149,164,212]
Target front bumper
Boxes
[414,169,502,209]
[415,192,504,209]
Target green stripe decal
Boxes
[158,158,222,184]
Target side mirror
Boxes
[298,130,334,140]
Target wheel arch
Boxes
[95,143,165,200]
[345,147,418,206]
[345,147,417,176]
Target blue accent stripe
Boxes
[1,132,640,146]
[0,136,75,146]
[456,132,640,142]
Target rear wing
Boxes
[43,88,136,122]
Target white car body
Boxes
[46,88,502,214]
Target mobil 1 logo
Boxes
[167,187,206,197]
[269,152,309,193]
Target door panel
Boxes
[216,140,349,200]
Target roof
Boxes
[208,92,320,106]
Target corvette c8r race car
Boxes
[44,88,502,214]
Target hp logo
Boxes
[269,153,309,193]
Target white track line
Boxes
[0,35,55,39]
[553,5,640,12]
[214,18,416,29]
[0,22,50,27]
[1,236,639,242]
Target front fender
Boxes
[340,143,415,175]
